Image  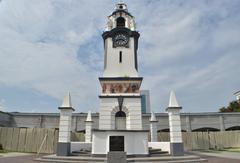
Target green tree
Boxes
[219,100,240,112]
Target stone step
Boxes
[149,148,162,152]
[35,154,207,163]
[149,148,169,155]
[72,150,91,154]
[167,159,207,163]
[130,159,207,163]
[71,152,92,157]
[35,158,93,163]
[149,153,170,157]
[150,150,168,154]
[36,158,207,163]
[127,155,204,162]
[39,155,106,162]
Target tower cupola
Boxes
[106,2,136,31]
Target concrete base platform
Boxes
[92,130,149,155]
[57,142,71,156]
[35,154,207,163]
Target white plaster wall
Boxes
[125,98,142,130]
[168,109,182,143]
[103,37,138,77]
[99,97,142,130]
[58,109,72,142]
[92,131,148,155]
[150,122,158,142]
[85,122,93,142]
[99,98,118,130]
[148,142,170,154]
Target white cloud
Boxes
[0,0,112,111]
[135,0,240,111]
[0,0,239,113]
[0,98,6,111]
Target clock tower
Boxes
[99,2,143,130]
[92,3,148,155]
[102,2,139,77]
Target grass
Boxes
[0,149,9,153]
[220,147,240,152]
[201,147,240,153]
[200,150,222,153]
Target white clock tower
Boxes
[92,2,149,155]
[99,2,142,130]
[102,3,139,77]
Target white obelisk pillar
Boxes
[150,112,158,142]
[57,92,74,156]
[85,111,93,143]
[166,91,184,156]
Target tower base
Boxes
[57,142,71,156]
[170,142,184,156]
[92,130,149,155]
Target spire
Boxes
[61,92,72,108]
[86,111,93,122]
[150,111,158,122]
[168,91,180,107]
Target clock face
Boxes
[113,33,129,47]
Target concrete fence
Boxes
[0,127,239,153]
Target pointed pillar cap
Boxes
[85,111,93,122]
[166,91,182,111]
[150,111,158,122]
[58,92,75,111]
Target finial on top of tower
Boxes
[61,92,72,107]
[59,92,74,111]
[168,91,181,108]
[86,111,93,122]
[150,111,158,122]
[58,92,74,111]
[115,1,128,11]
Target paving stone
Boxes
[107,151,126,163]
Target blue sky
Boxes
[0,0,239,113]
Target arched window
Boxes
[115,111,126,130]
[116,17,125,27]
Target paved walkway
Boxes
[0,153,36,163]
[190,151,240,160]
[0,151,239,163]
[0,152,33,158]
[188,151,240,163]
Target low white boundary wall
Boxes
[70,142,92,152]
[148,142,170,154]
